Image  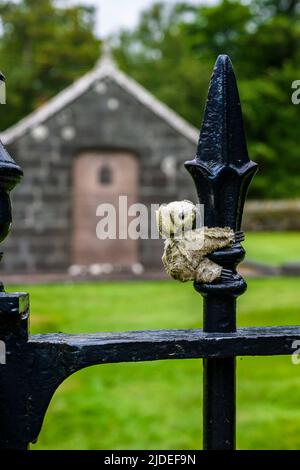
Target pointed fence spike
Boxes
[185,55,258,230]
[196,55,249,169]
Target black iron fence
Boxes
[0,55,298,450]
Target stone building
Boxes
[0,55,199,275]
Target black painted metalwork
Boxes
[0,56,296,450]
[185,54,258,450]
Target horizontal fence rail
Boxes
[30,326,300,361]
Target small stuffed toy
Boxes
[156,200,242,283]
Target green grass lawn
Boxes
[245,232,300,266]
[8,277,300,450]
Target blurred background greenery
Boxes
[0,0,300,197]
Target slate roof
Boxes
[0,54,199,145]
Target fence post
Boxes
[185,55,258,449]
[0,292,30,449]
[0,93,28,448]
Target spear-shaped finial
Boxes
[185,55,257,230]
[196,55,249,168]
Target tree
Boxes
[0,0,100,129]
[115,0,300,198]
[251,0,300,17]
[115,2,213,127]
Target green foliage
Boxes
[115,0,300,198]
[114,2,213,127]
[0,0,100,129]
[7,277,300,449]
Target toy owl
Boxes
[156,200,243,283]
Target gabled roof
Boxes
[0,55,199,145]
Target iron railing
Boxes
[0,55,298,450]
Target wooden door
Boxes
[72,152,139,266]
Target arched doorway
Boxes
[72,151,139,266]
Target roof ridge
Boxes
[0,61,199,145]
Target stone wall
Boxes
[243,200,300,231]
